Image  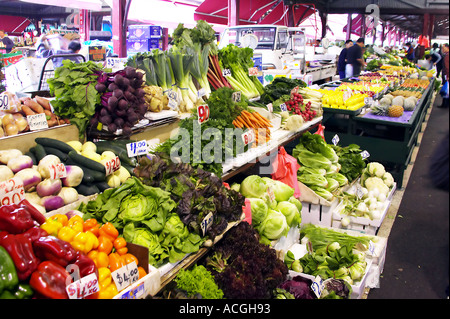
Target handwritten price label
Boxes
[0,176,25,206]
[105,57,127,70]
[49,163,67,180]
[280,103,288,112]
[197,104,210,125]
[360,150,370,159]
[241,129,255,145]
[126,140,148,157]
[222,69,231,77]
[104,156,121,176]
[112,261,139,292]
[232,91,241,103]
[66,273,99,299]
[311,276,325,298]
[0,92,10,111]
[201,212,214,236]
[332,134,340,146]
[248,67,259,76]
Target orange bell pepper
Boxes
[67,215,84,233]
[138,266,147,279]
[108,252,124,272]
[97,236,113,255]
[113,237,128,255]
[50,214,68,226]
[98,223,119,242]
[121,253,138,266]
[83,218,100,237]
[87,250,109,268]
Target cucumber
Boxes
[30,144,47,162]
[42,146,69,162]
[68,151,106,174]
[94,181,111,192]
[81,166,106,182]
[94,141,136,167]
[76,183,100,196]
[25,151,37,165]
[121,162,135,176]
[35,137,76,154]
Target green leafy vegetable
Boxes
[174,265,224,299]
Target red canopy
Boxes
[194,0,315,26]
[342,14,375,37]
[0,15,31,36]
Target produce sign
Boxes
[197,104,210,124]
[27,113,49,131]
[66,272,99,299]
[126,140,148,157]
[0,176,25,206]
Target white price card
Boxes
[49,163,67,180]
[201,212,214,236]
[360,150,370,159]
[27,113,49,131]
[0,92,10,111]
[112,261,139,292]
[364,97,374,106]
[267,186,275,202]
[0,176,25,206]
[280,103,288,112]
[126,140,148,157]
[197,88,206,98]
[104,156,121,176]
[168,98,178,110]
[167,89,178,101]
[332,134,340,146]
[241,129,255,145]
[197,104,210,125]
[367,240,376,256]
[222,68,231,77]
[105,57,127,70]
[66,273,99,299]
[356,184,365,200]
[311,275,325,298]
[267,103,273,113]
[232,91,241,103]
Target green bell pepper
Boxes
[0,246,19,294]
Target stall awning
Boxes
[0,15,32,35]
[17,0,103,11]
[342,14,375,37]
[194,0,315,26]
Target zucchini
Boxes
[42,146,68,162]
[94,141,136,167]
[25,151,37,166]
[76,183,100,196]
[94,181,111,192]
[30,144,47,162]
[81,166,106,182]
[35,137,76,154]
[68,151,106,174]
[121,163,135,176]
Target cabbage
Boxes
[262,178,294,202]
[288,196,303,214]
[325,177,340,193]
[258,209,289,241]
[297,173,329,188]
[295,150,332,170]
[276,201,301,227]
[309,185,334,201]
[240,175,268,198]
[248,198,269,226]
[326,172,348,187]
[298,166,327,176]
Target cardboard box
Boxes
[127,38,160,53]
[128,25,162,39]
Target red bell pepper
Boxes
[0,231,40,281]
[33,236,77,267]
[29,260,71,299]
[0,204,37,234]
[23,226,48,243]
[19,200,46,225]
[73,251,98,278]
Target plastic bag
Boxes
[271,146,301,198]
[314,124,325,140]
[440,81,449,99]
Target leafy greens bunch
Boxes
[78,177,203,267]
[331,143,367,182]
[133,153,245,240]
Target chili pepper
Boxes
[29,260,70,299]
[98,222,119,242]
[0,204,37,234]
[33,236,77,267]
[113,237,128,255]
[40,218,63,237]
[83,218,99,237]
[70,231,99,255]
[97,235,113,255]
[23,227,48,243]
[0,246,19,294]
[0,231,39,281]
[67,215,84,233]
[87,250,109,268]
[108,252,124,272]
[57,226,77,242]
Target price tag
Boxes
[332,134,340,146]
[66,273,99,299]
[267,187,275,202]
[356,184,365,199]
[197,104,210,125]
[112,261,140,292]
[27,113,49,131]
[280,103,288,112]
[241,129,255,145]
[232,91,241,103]
[201,212,214,236]
[118,282,146,299]
[364,97,374,105]
[168,98,177,110]
[126,140,148,157]
[167,89,178,101]
[267,103,273,113]
[49,163,67,180]
[367,240,376,256]
[104,156,121,176]
[106,57,127,70]
[0,92,10,111]
[360,150,370,159]
[197,88,206,98]
[222,68,231,77]
[248,67,259,76]
[311,275,325,298]
[0,176,25,206]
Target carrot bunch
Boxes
[232,110,272,145]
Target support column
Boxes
[428,14,435,42]
[361,14,366,38]
[112,0,127,57]
[79,9,90,42]
[380,22,386,47]
[228,0,240,26]
[319,10,327,39]
[346,13,352,40]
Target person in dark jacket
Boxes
[338,40,353,79]
[0,30,14,53]
[429,131,449,191]
[438,43,449,108]
[345,38,365,78]
[51,40,83,68]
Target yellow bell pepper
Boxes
[57,226,78,242]
[96,267,118,299]
[87,250,110,268]
[40,218,63,236]
[51,214,68,226]
[97,283,119,299]
[67,215,84,233]
[70,231,99,254]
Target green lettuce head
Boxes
[123,223,166,266]
[262,177,294,202]
[240,175,268,198]
[288,196,302,213]
[118,193,157,223]
[258,209,289,241]
[248,198,269,226]
[276,201,301,227]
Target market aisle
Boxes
[368,94,449,299]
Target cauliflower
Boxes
[367,162,386,178]
[382,172,394,188]
[283,114,304,131]
[364,176,390,196]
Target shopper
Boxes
[0,30,14,53]
[35,34,54,59]
[418,54,434,71]
[51,40,83,68]
[432,44,444,78]
[338,40,353,79]
[438,43,449,108]
[429,131,449,191]
[405,42,415,62]
[345,38,365,78]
